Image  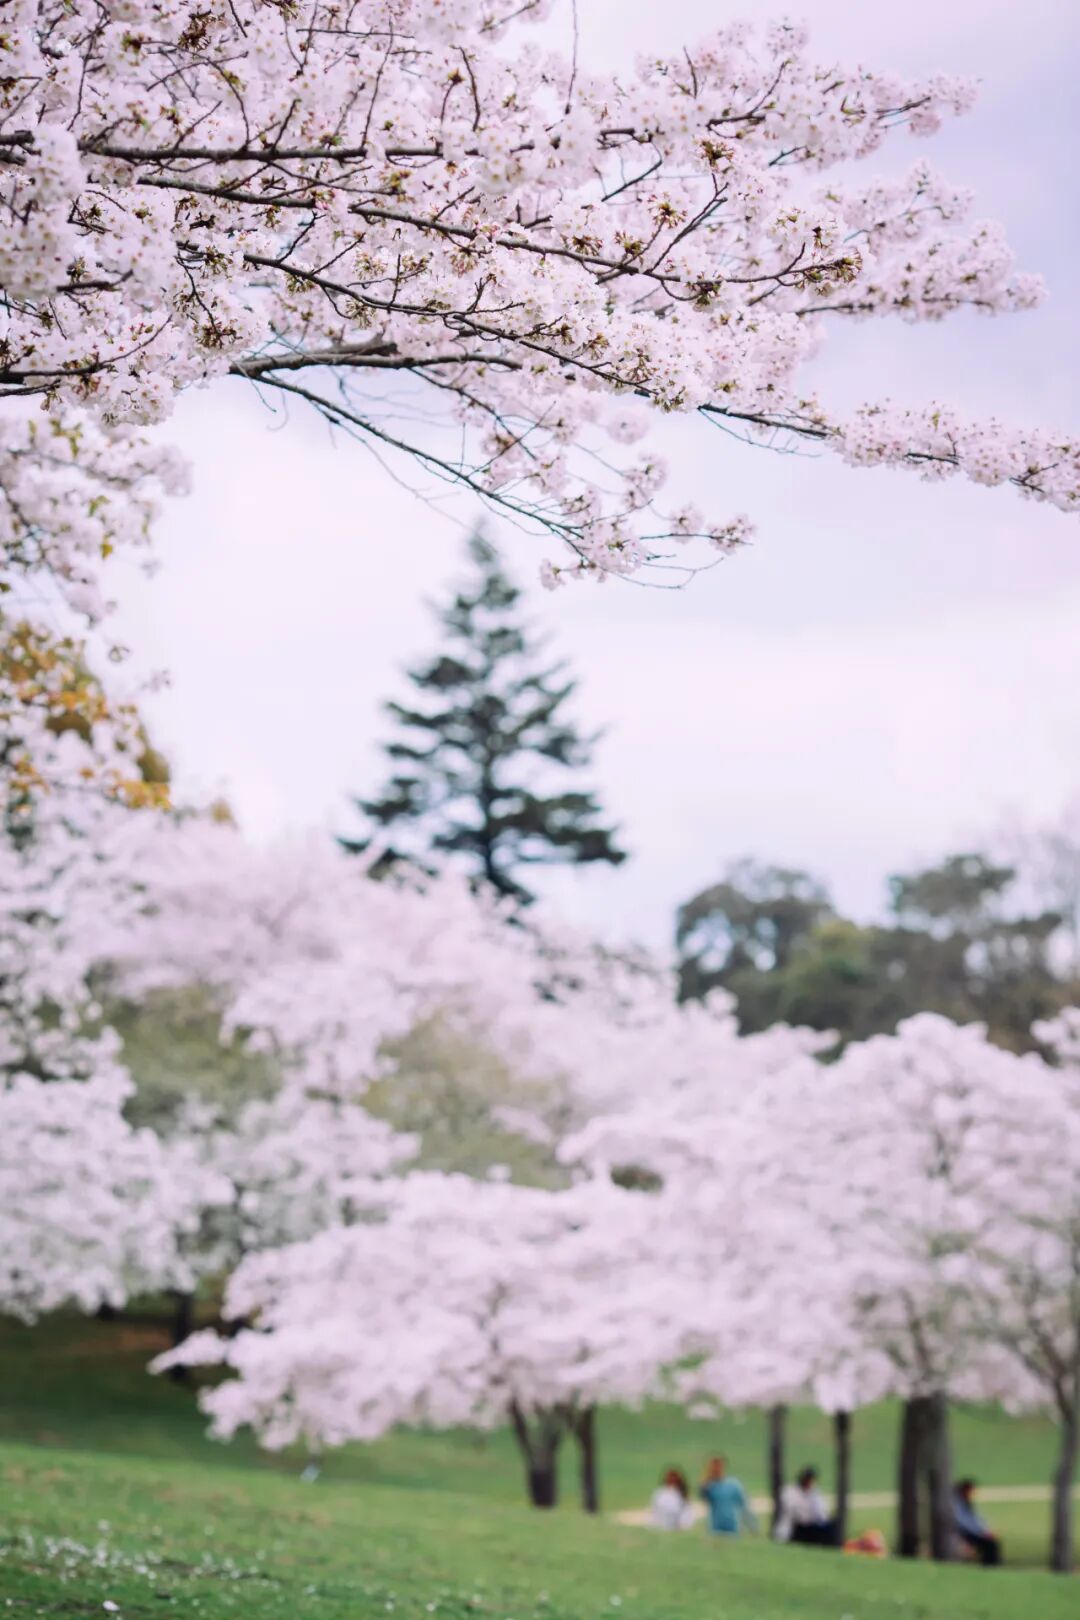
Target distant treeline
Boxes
[675,846,1080,1052]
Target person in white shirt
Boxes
[774,1467,839,1547]
[650,1468,695,1530]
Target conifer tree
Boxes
[343,535,625,903]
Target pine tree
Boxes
[342,534,626,903]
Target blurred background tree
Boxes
[675,859,834,1005]
[676,850,1076,1052]
[111,984,278,1134]
[365,1014,568,1188]
[341,534,626,903]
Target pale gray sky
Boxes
[112,0,1080,946]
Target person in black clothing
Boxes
[776,1468,840,1547]
[953,1478,1003,1566]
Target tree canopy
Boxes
[677,851,1073,1050]
[3,6,1078,799]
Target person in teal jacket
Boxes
[700,1456,759,1537]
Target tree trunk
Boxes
[897,1396,924,1558]
[526,1458,558,1509]
[767,1403,787,1535]
[833,1409,852,1546]
[1050,1400,1078,1574]
[509,1400,563,1510]
[923,1391,954,1563]
[166,1290,195,1384]
[573,1405,600,1514]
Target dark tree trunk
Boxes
[526,1459,559,1508]
[95,1303,120,1322]
[166,1290,195,1384]
[924,1391,954,1563]
[897,1396,925,1558]
[1050,1399,1078,1574]
[571,1405,600,1514]
[767,1403,787,1535]
[509,1400,564,1510]
[833,1409,852,1545]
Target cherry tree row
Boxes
[2,781,1076,1567]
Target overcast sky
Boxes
[112,0,1080,947]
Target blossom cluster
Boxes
[106,819,1077,1464]
[0,793,217,1317]
[2,0,1074,607]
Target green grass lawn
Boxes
[3,1441,1077,1620]
[0,1311,1076,1617]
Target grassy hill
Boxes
[4,1440,1077,1620]
[1,1310,1077,1617]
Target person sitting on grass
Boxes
[774,1466,839,1547]
[650,1468,694,1530]
[952,1478,1003,1566]
[699,1455,758,1537]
